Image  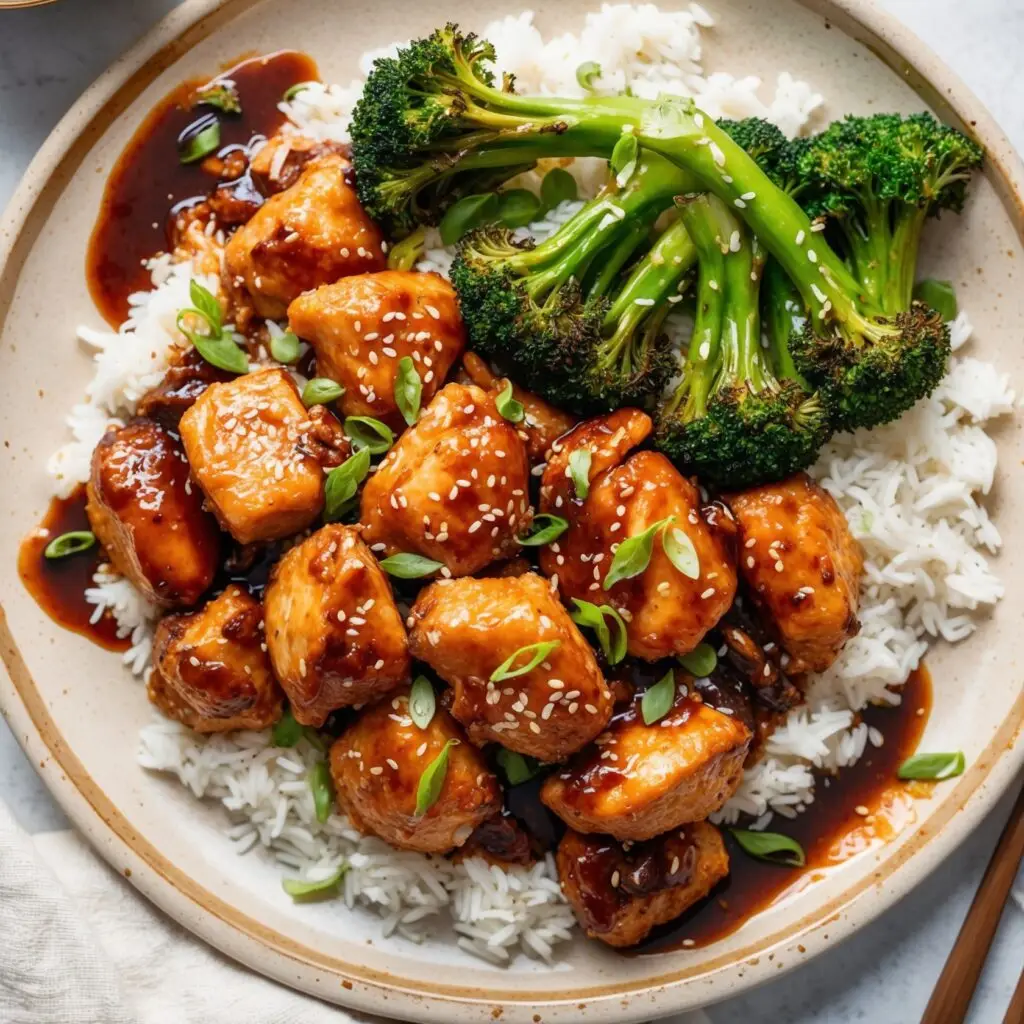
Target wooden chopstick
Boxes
[920,783,1024,1024]
[1003,966,1024,1024]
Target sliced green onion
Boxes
[897,751,966,781]
[323,447,371,522]
[495,380,525,423]
[283,80,316,101]
[178,119,221,164]
[679,642,718,678]
[176,281,247,374]
[415,739,458,816]
[641,667,676,725]
[269,329,301,364]
[344,415,394,454]
[302,377,344,407]
[498,188,542,229]
[517,513,568,547]
[190,279,223,327]
[282,865,347,901]
[409,675,436,730]
[387,226,426,271]
[176,313,248,374]
[439,192,499,246]
[604,517,671,590]
[490,640,561,682]
[43,530,95,560]
[496,749,542,786]
[913,278,958,322]
[569,599,628,665]
[575,61,603,91]
[540,168,578,212]
[309,760,335,823]
[394,356,422,426]
[568,448,592,500]
[378,552,444,578]
[610,133,639,179]
[195,82,241,114]
[729,828,806,867]
[663,524,700,580]
[271,707,303,747]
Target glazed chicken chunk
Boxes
[263,524,410,726]
[86,419,220,608]
[329,687,501,853]
[223,152,385,322]
[409,573,614,761]
[460,352,577,464]
[557,823,729,948]
[541,674,751,840]
[727,473,863,674]
[361,382,533,577]
[248,134,348,195]
[136,346,231,430]
[539,410,738,661]
[149,584,283,732]
[288,270,466,428]
[180,368,344,544]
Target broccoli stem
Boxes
[596,217,697,371]
[386,227,426,271]
[720,224,767,390]
[586,209,660,298]
[762,258,812,388]
[603,217,696,321]
[503,152,694,300]
[663,194,729,419]
[887,204,929,313]
[637,101,877,330]
[835,197,892,312]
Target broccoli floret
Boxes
[350,24,679,235]
[451,153,695,413]
[357,32,978,433]
[798,113,983,313]
[635,98,966,430]
[656,195,829,487]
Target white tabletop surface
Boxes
[1,1,1021,1021]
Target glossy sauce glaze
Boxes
[17,487,128,651]
[639,664,933,951]
[87,50,319,327]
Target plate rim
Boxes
[1,0,1022,1020]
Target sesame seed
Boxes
[700,587,715,599]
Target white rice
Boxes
[50,5,1013,963]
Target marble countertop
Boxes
[1,1,1021,1021]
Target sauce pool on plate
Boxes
[639,665,933,951]
[87,50,319,327]
[17,486,128,651]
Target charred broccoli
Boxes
[656,194,829,487]
[350,24,681,236]
[450,152,695,413]
[634,100,965,430]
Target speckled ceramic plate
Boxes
[0,1,1022,1021]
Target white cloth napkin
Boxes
[0,798,707,1024]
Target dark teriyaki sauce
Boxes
[87,50,319,327]
[17,487,128,651]
[637,665,933,952]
